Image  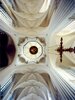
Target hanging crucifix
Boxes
[56,37,75,62]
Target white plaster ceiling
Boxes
[0,0,75,100]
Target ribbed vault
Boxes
[0,0,75,100]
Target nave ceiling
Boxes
[0,0,75,100]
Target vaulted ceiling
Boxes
[0,0,75,100]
